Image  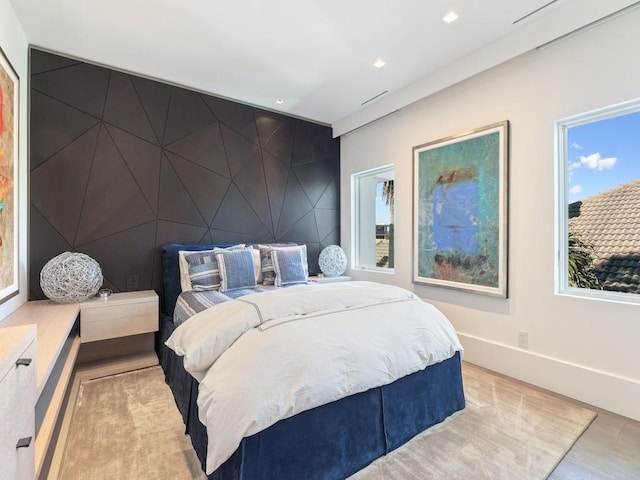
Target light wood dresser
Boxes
[0,325,37,480]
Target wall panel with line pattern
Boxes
[29,48,340,301]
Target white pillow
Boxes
[252,248,263,284]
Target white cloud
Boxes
[579,152,617,171]
[569,185,582,194]
[568,161,582,171]
[571,142,583,150]
[595,156,617,170]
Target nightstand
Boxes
[309,275,352,283]
[78,290,158,374]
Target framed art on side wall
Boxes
[0,47,19,304]
[412,121,509,297]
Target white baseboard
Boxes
[458,333,640,422]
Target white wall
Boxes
[0,0,29,321]
[340,8,640,421]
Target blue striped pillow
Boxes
[184,249,223,291]
[259,244,306,286]
[184,245,244,291]
[271,246,310,287]
[215,248,257,292]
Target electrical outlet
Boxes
[126,274,139,289]
[518,331,529,349]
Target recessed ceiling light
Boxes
[373,59,386,69]
[443,11,459,24]
[276,99,284,105]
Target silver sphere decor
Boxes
[318,245,347,277]
[40,252,103,303]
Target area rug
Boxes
[350,363,597,480]
[59,367,206,480]
[60,363,596,480]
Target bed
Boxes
[157,243,465,480]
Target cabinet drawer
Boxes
[15,341,36,480]
[0,339,36,480]
[15,341,36,423]
[81,302,157,343]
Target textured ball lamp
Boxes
[40,252,103,303]
[318,245,347,278]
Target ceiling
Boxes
[9,0,640,133]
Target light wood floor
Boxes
[550,402,640,479]
[479,364,640,480]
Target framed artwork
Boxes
[0,47,19,304]
[412,121,509,297]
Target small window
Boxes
[556,98,640,303]
[352,165,395,271]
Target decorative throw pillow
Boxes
[256,243,298,286]
[183,245,245,291]
[215,248,257,292]
[262,244,309,286]
[178,250,194,292]
[183,249,222,291]
[271,247,310,287]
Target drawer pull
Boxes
[16,437,32,449]
[16,358,32,367]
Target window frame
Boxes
[351,164,395,273]
[554,97,640,305]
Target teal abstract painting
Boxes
[413,122,508,297]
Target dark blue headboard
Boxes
[161,243,233,316]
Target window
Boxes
[555,98,640,303]
[352,165,394,271]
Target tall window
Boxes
[556,98,640,303]
[352,165,394,271]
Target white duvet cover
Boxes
[165,281,463,474]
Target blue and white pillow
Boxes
[271,246,310,287]
[184,250,223,291]
[182,245,244,291]
[216,248,257,292]
[257,243,298,286]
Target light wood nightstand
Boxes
[309,275,352,283]
[77,290,158,374]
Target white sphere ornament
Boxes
[40,252,103,303]
[318,245,347,277]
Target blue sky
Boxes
[376,181,390,224]
[567,110,640,202]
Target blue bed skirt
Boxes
[158,313,465,480]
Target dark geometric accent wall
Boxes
[29,49,340,300]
